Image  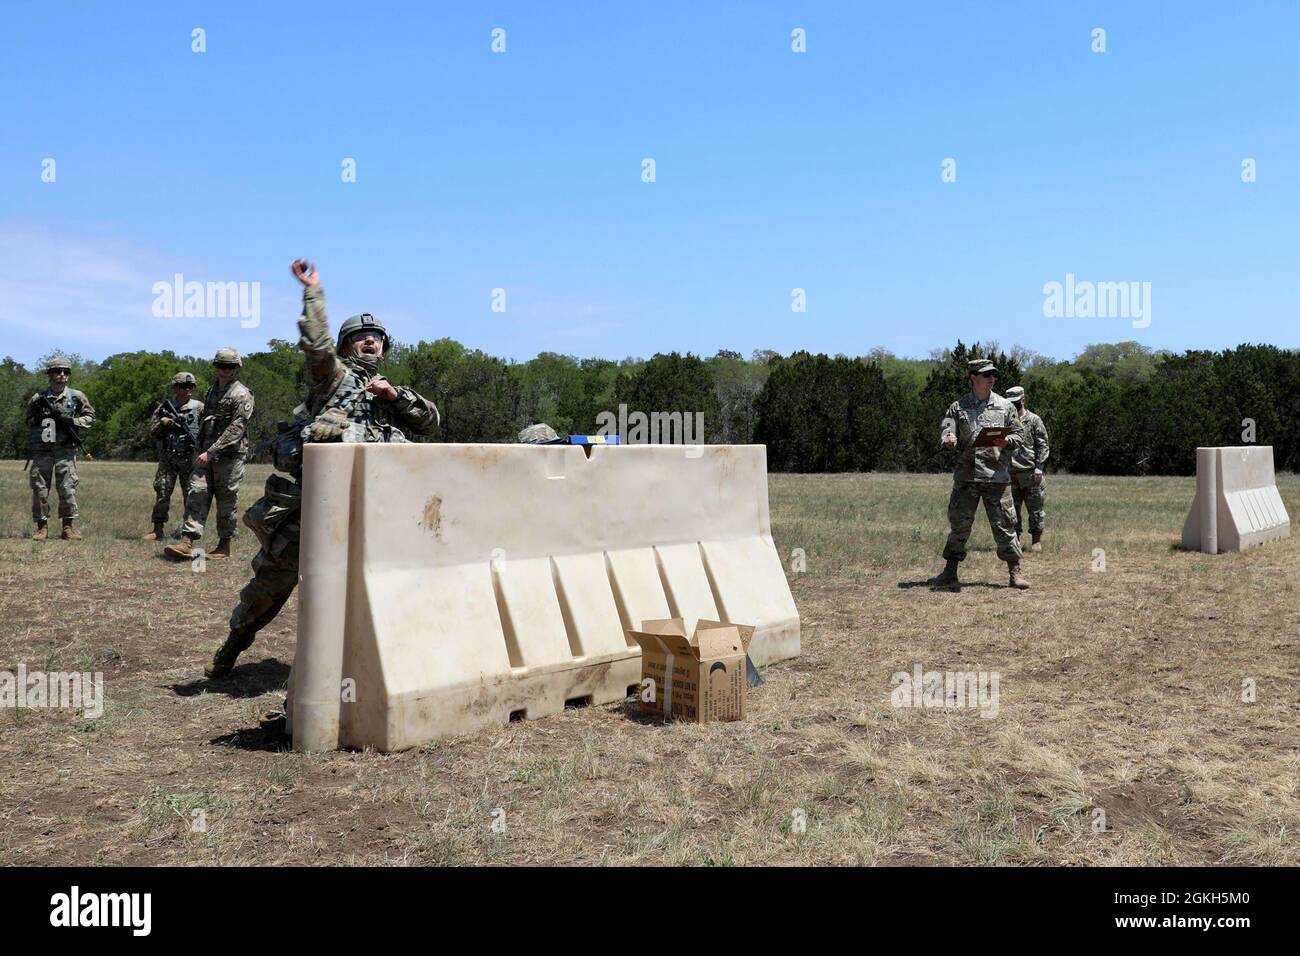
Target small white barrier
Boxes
[1181,446,1290,554]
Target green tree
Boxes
[754,352,895,472]
[707,349,769,444]
[613,352,720,440]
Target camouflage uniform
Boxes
[1008,406,1050,537]
[212,283,438,674]
[939,386,1026,566]
[180,374,254,541]
[26,386,96,525]
[148,394,204,526]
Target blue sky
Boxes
[2,1,1297,368]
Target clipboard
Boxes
[973,426,1013,448]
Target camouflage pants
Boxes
[229,477,302,642]
[151,459,194,525]
[943,480,1022,564]
[29,450,79,522]
[1010,470,1046,536]
[181,454,245,540]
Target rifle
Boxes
[33,393,93,461]
[159,399,197,457]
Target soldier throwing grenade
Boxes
[203,259,439,678]
[143,372,204,541]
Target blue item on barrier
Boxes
[568,434,621,445]
[535,434,623,446]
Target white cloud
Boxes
[0,220,299,366]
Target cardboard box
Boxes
[626,619,755,722]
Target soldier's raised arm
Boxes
[292,260,344,388]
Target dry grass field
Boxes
[1,460,1297,866]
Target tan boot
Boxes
[61,519,82,541]
[1008,562,1031,589]
[1030,532,1042,554]
[204,630,253,678]
[208,537,233,559]
[142,522,167,541]
[929,558,961,592]
[164,534,198,561]
[31,522,48,542]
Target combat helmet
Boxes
[213,347,242,367]
[518,423,559,444]
[336,312,390,352]
[172,371,197,386]
[45,355,73,374]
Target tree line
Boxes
[1,338,1296,475]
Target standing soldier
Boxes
[203,259,439,678]
[930,358,1030,591]
[165,349,254,561]
[142,372,205,541]
[26,355,96,541]
[1003,386,1050,553]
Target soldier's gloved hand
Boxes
[309,407,349,440]
[1033,469,1043,485]
[160,417,177,428]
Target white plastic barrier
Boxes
[1181,446,1290,554]
[289,443,800,751]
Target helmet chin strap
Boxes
[346,353,380,376]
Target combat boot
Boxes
[204,630,253,678]
[1008,562,1031,589]
[208,537,233,559]
[61,519,82,541]
[142,522,167,541]
[31,522,48,542]
[929,558,961,591]
[1030,532,1042,554]
[164,534,198,561]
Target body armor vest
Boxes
[267,358,407,478]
